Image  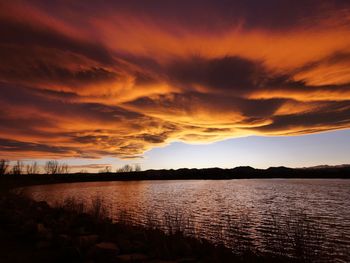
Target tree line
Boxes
[98,164,142,173]
[0,159,141,175]
[0,159,70,175]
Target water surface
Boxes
[22,179,350,261]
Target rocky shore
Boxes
[0,192,271,263]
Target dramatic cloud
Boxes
[0,0,350,159]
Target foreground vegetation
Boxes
[1,190,349,262]
[0,192,263,263]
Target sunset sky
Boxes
[1,0,350,171]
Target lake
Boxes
[21,179,350,261]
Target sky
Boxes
[0,1,350,171]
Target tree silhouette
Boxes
[135,164,142,172]
[11,160,24,175]
[44,160,70,174]
[116,164,142,173]
[99,166,112,173]
[0,159,9,175]
[26,162,40,175]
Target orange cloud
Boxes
[0,1,350,160]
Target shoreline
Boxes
[0,191,286,263]
[1,174,349,262]
[1,166,349,191]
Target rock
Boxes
[7,210,24,225]
[131,241,147,251]
[116,253,149,262]
[36,201,50,212]
[72,213,95,233]
[21,219,36,236]
[148,258,196,263]
[57,234,72,247]
[37,223,45,232]
[89,242,120,262]
[36,240,51,249]
[76,226,88,235]
[176,258,197,263]
[117,238,133,253]
[76,234,99,248]
[60,246,81,261]
[95,242,120,252]
[37,223,53,240]
[42,214,55,226]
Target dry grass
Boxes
[52,196,347,262]
[55,196,110,221]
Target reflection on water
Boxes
[22,179,350,261]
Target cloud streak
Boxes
[0,0,350,159]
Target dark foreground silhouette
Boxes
[2,191,344,263]
[0,192,298,263]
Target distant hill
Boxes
[1,165,349,189]
[301,164,350,169]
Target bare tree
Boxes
[0,159,9,175]
[116,164,141,173]
[116,164,131,173]
[26,162,40,175]
[99,166,112,173]
[11,160,24,175]
[58,163,70,174]
[44,161,70,175]
[134,164,142,172]
[44,160,59,174]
